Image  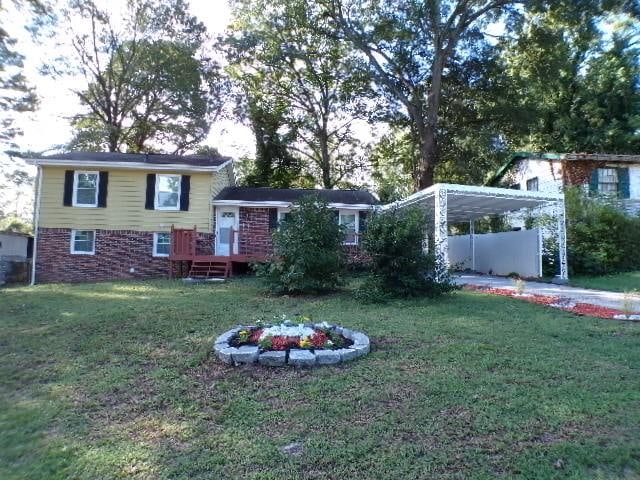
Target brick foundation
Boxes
[35,228,214,283]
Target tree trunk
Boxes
[319,124,332,189]
[417,127,437,189]
[410,104,438,190]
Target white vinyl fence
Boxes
[448,228,542,278]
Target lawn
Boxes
[571,271,640,292]
[1,279,639,479]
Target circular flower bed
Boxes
[214,319,370,367]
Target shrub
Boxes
[256,196,345,294]
[565,187,640,275]
[356,207,456,301]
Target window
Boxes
[278,209,291,224]
[153,233,171,257]
[526,177,539,191]
[598,168,618,195]
[73,171,99,207]
[339,211,358,245]
[510,183,521,190]
[70,230,95,254]
[155,174,181,210]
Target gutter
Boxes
[26,158,233,173]
[30,165,43,286]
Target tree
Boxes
[317,0,524,189]
[495,4,639,154]
[0,0,53,146]
[240,81,303,188]
[58,0,224,153]
[227,0,371,188]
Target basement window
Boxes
[153,232,171,257]
[70,230,95,255]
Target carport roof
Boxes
[382,183,563,223]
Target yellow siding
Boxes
[39,166,232,232]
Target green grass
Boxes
[1,278,639,479]
[571,271,640,292]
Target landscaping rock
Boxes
[351,333,370,346]
[232,345,259,364]
[315,350,341,365]
[214,327,241,345]
[280,442,304,456]
[339,328,355,339]
[351,343,370,357]
[288,349,316,366]
[216,347,236,364]
[336,348,359,362]
[258,350,286,366]
[213,342,229,354]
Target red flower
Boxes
[310,331,329,348]
[249,329,263,343]
[271,336,299,350]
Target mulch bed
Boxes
[464,285,627,320]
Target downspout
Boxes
[30,165,42,286]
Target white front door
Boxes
[216,208,238,256]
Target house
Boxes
[489,152,640,216]
[27,152,378,284]
[0,230,33,284]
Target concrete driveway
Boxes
[454,274,640,313]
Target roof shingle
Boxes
[214,187,379,205]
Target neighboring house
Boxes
[0,231,33,284]
[27,152,378,284]
[490,152,640,216]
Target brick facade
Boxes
[238,207,274,257]
[235,207,363,259]
[35,228,214,283]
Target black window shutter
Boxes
[589,169,599,195]
[618,168,630,199]
[97,171,108,208]
[145,174,156,210]
[63,170,74,206]
[268,208,278,230]
[359,211,368,232]
[180,175,190,211]
[332,210,339,222]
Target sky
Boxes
[10,0,254,159]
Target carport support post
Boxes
[434,185,449,281]
[556,198,569,282]
[469,219,476,272]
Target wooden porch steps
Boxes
[188,259,230,279]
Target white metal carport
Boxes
[382,183,568,282]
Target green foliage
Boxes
[240,90,302,189]
[565,187,640,275]
[61,0,224,153]
[226,0,370,188]
[0,0,51,145]
[256,196,345,294]
[498,7,640,154]
[0,216,32,235]
[358,207,456,301]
